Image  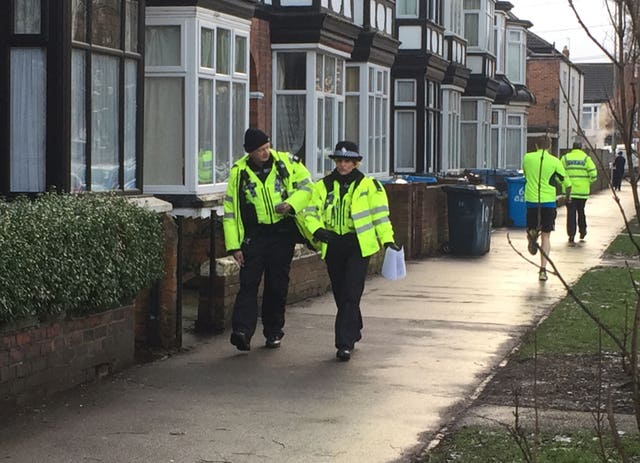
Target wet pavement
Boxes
[0,187,635,463]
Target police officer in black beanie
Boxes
[222,128,313,352]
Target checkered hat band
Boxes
[332,150,360,158]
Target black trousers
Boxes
[232,233,295,340]
[566,198,587,239]
[325,235,369,350]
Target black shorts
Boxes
[526,207,556,232]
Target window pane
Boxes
[460,123,477,167]
[324,56,335,93]
[395,112,415,169]
[92,0,121,49]
[336,59,343,95]
[232,82,246,165]
[91,54,120,191]
[396,81,415,103]
[144,77,184,185]
[10,48,46,192]
[317,99,323,173]
[464,13,479,47]
[324,98,335,170]
[345,95,360,143]
[506,43,521,82]
[316,55,323,91]
[13,0,41,34]
[276,95,306,159]
[461,101,477,120]
[72,0,87,41]
[124,60,137,190]
[201,28,214,68]
[277,53,306,90]
[346,66,359,92]
[505,127,522,169]
[217,28,231,74]
[216,81,231,180]
[397,0,417,16]
[71,49,87,192]
[235,35,247,74]
[125,0,138,52]
[146,26,181,66]
[463,0,480,8]
[198,79,213,185]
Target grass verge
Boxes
[425,426,640,462]
[424,265,640,461]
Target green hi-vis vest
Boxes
[561,149,597,199]
[522,149,571,205]
[223,149,312,251]
[198,150,213,184]
[303,174,395,258]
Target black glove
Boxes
[384,242,401,251]
[314,228,339,244]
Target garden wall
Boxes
[0,305,134,412]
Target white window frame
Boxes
[144,7,250,195]
[272,45,349,179]
[441,87,462,172]
[444,0,463,37]
[505,27,525,84]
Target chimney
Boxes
[562,45,570,58]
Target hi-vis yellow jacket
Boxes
[561,149,597,200]
[223,149,312,252]
[303,173,395,258]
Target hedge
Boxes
[0,193,165,324]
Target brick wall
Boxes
[386,183,449,258]
[134,214,178,349]
[249,17,272,133]
[0,305,134,412]
[527,59,560,149]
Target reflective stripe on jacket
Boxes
[223,149,312,251]
[303,174,394,258]
[561,149,597,199]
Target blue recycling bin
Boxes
[505,176,526,227]
[443,184,497,255]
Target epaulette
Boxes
[289,154,301,163]
[373,179,383,192]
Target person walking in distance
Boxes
[303,141,398,361]
[561,142,597,244]
[612,150,626,191]
[223,128,312,351]
[522,139,572,281]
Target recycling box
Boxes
[443,184,497,256]
[505,176,526,227]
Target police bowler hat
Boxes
[329,140,363,161]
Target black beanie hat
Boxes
[330,140,363,161]
[244,128,270,153]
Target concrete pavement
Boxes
[0,187,635,463]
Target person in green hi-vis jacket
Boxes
[522,138,572,282]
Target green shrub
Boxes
[0,193,165,324]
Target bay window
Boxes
[463,0,494,52]
[145,9,249,193]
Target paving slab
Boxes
[0,187,635,463]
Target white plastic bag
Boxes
[381,246,406,281]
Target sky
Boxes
[508,0,616,63]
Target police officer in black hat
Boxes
[223,128,313,352]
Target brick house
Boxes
[525,31,584,153]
